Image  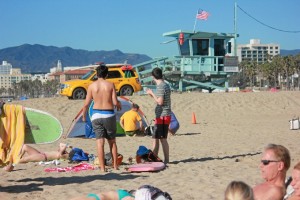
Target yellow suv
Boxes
[59,64,142,99]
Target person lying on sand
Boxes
[4,143,71,172]
[70,185,172,200]
[71,189,134,200]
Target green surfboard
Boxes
[24,108,63,144]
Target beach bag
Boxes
[144,125,154,136]
[137,185,172,200]
[169,112,180,134]
[104,153,123,166]
[136,145,162,163]
[69,148,89,162]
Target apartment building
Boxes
[0,61,31,89]
[237,39,280,63]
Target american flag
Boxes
[196,9,209,20]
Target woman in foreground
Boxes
[70,185,172,200]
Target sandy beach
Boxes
[1,91,300,200]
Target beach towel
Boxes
[44,163,96,172]
[0,104,25,166]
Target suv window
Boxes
[81,70,94,80]
[107,71,122,79]
[90,69,136,81]
[122,70,136,78]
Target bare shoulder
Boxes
[254,183,285,200]
[267,185,285,200]
[102,80,115,90]
[89,81,97,88]
[104,80,114,87]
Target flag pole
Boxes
[234,1,237,56]
[193,10,198,32]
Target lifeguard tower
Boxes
[134,30,239,92]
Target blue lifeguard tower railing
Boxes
[134,30,239,92]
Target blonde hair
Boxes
[225,181,254,200]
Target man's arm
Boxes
[139,120,143,130]
[120,117,125,129]
[112,85,121,111]
[82,86,92,121]
[146,88,163,105]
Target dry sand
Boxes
[1,91,300,200]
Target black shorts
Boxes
[92,115,116,140]
[152,115,171,139]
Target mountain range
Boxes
[0,44,299,74]
[280,49,300,56]
[0,44,152,73]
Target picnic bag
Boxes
[69,148,89,162]
[136,145,162,163]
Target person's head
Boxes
[96,64,108,78]
[151,67,163,80]
[260,144,290,181]
[291,162,300,196]
[224,181,254,200]
[61,150,69,160]
[132,103,139,111]
[134,185,172,200]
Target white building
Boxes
[0,61,31,89]
[31,74,48,83]
[0,61,12,74]
[237,39,280,63]
[50,60,63,73]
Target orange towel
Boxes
[0,104,25,166]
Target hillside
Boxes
[280,49,300,56]
[0,44,152,73]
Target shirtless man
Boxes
[82,64,121,172]
[253,143,291,200]
[4,143,70,172]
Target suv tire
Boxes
[72,88,86,99]
[119,85,134,96]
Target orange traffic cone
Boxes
[192,112,197,124]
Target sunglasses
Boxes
[261,160,280,165]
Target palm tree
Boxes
[281,56,296,90]
[0,87,6,96]
[43,80,60,97]
[240,59,257,88]
[31,79,43,98]
[270,55,284,89]
[294,54,300,90]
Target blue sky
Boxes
[1,0,299,59]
